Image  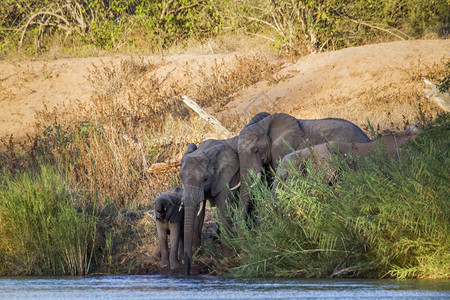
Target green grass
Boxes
[221,113,449,279]
[0,164,98,276]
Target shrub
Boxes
[221,113,449,278]
[1,0,448,55]
[0,164,98,275]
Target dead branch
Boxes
[148,159,181,174]
[346,18,410,41]
[424,78,450,112]
[243,15,281,34]
[182,95,232,139]
[244,32,276,43]
[19,11,71,48]
[331,266,359,278]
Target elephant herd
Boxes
[152,112,419,275]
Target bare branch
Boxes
[243,15,280,34]
[182,95,232,139]
[170,1,201,16]
[245,32,276,43]
[270,12,285,36]
[331,266,359,278]
[19,11,70,48]
[345,17,411,41]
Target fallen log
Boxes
[424,78,450,112]
[182,95,232,139]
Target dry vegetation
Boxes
[284,57,449,133]
[0,46,448,276]
[0,54,289,275]
[191,55,290,109]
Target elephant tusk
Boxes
[179,202,184,212]
[230,181,241,191]
[197,201,204,216]
[250,173,262,188]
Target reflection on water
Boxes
[0,275,449,299]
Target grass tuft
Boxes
[0,164,98,276]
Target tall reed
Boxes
[221,113,449,278]
[0,164,98,276]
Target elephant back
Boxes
[298,118,371,144]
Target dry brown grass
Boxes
[189,54,288,110]
[86,57,185,135]
[5,54,283,210]
[12,60,53,82]
[287,57,449,133]
[2,53,446,211]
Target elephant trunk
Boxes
[239,162,263,220]
[184,204,196,276]
[183,185,203,276]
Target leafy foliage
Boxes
[0,0,448,54]
[0,0,223,52]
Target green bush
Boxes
[0,0,223,52]
[0,164,99,275]
[222,113,449,278]
[1,0,447,54]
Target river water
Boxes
[0,275,449,299]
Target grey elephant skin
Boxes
[237,113,371,218]
[276,125,420,185]
[180,112,270,276]
[153,187,185,269]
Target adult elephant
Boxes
[275,124,420,186]
[180,112,270,276]
[237,113,371,218]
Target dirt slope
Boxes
[0,40,449,141]
[227,40,449,130]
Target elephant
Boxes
[180,111,271,276]
[153,187,185,269]
[275,124,420,186]
[247,112,271,126]
[237,113,371,218]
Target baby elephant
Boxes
[154,187,184,269]
[276,125,420,184]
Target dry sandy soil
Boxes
[0,39,449,142]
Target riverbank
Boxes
[0,40,448,278]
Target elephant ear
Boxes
[211,144,240,197]
[169,205,183,224]
[246,112,270,127]
[167,186,183,199]
[168,195,183,223]
[185,143,197,154]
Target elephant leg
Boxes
[156,221,170,268]
[153,244,161,258]
[178,229,184,263]
[216,191,234,258]
[169,222,181,269]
